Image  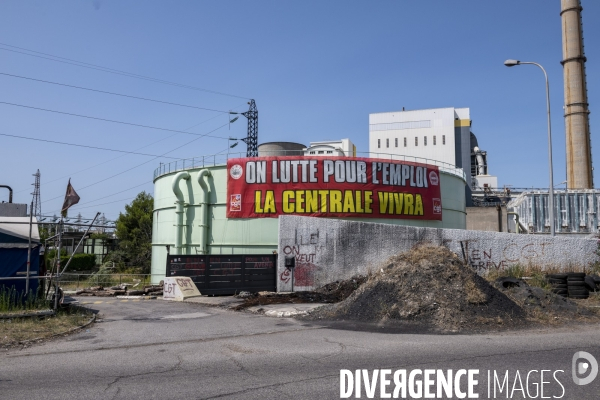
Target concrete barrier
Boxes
[277,216,599,292]
[163,277,202,301]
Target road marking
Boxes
[93,301,103,304]
[161,312,211,320]
[120,300,129,302]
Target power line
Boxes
[42,122,229,204]
[49,181,150,213]
[0,101,237,139]
[0,72,235,113]
[0,42,249,100]
[13,105,245,195]
[59,196,137,212]
[0,132,190,159]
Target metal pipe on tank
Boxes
[171,171,190,255]
[561,0,593,188]
[197,170,212,255]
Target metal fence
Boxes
[56,273,164,291]
[152,151,467,182]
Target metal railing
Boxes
[0,274,162,292]
[57,273,164,291]
[153,151,467,181]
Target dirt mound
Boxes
[491,281,600,323]
[307,245,527,333]
[233,276,368,310]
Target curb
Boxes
[116,295,157,300]
[0,309,55,319]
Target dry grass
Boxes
[465,279,488,304]
[0,308,93,347]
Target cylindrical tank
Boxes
[151,160,467,280]
[258,142,306,157]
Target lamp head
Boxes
[504,59,520,67]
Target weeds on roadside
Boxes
[0,286,50,313]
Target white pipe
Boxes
[473,146,485,175]
[172,171,190,255]
[197,169,212,255]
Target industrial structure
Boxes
[561,0,593,189]
[508,190,600,235]
[304,139,356,157]
[32,170,41,220]
[241,99,258,157]
[150,150,467,279]
[369,107,497,203]
[0,185,27,217]
[257,142,305,157]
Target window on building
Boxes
[378,139,380,148]
[424,136,427,146]
[318,151,324,154]
[386,138,389,148]
[442,135,446,145]
[404,138,407,147]
[433,135,436,145]
[309,151,315,154]
[395,138,398,147]
[326,150,333,154]
[415,137,418,146]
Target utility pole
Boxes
[242,99,258,157]
[32,170,42,219]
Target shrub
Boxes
[46,253,97,272]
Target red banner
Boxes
[226,156,442,220]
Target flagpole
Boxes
[54,217,63,311]
[53,178,79,310]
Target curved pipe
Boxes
[172,172,190,255]
[0,185,13,203]
[507,211,528,234]
[473,146,485,176]
[197,169,212,255]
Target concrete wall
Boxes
[277,216,599,292]
[466,206,508,232]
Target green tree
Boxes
[112,192,153,273]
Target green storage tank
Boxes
[151,156,466,279]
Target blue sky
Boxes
[0,1,599,221]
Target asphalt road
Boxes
[1,298,599,399]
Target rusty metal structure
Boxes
[561,0,593,189]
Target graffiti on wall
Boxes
[458,240,555,273]
[280,245,319,286]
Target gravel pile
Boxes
[307,245,527,333]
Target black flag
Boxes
[61,179,80,217]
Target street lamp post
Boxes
[504,59,555,236]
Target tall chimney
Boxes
[561,0,593,188]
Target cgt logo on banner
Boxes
[226,156,443,220]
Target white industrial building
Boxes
[304,139,356,157]
[369,107,498,195]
